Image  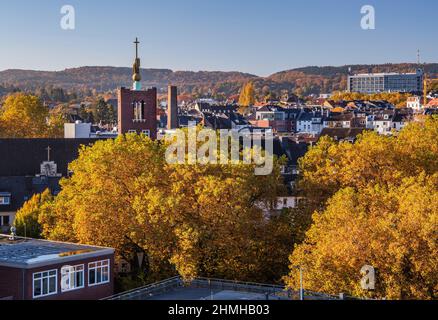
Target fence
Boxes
[103,276,348,301]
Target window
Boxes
[1,215,10,226]
[61,265,84,292]
[33,270,57,298]
[88,260,110,286]
[133,101,145,121]
[128,130,137,134]
[0,196,10,205]
[142,130,150,137]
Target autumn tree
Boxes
[38,132,294,284]
[14,189,53,239]
[0,94,49,138]
[285,175,438,299]
[0,93,64,138]
[238,82,255,114]
[285,116,438,299]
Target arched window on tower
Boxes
[133,101,145,121]
[140,100,145,120]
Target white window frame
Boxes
[33,269,58,299]
[88,259,110,287]
[61,264,85,293]
[128,130,137,134]
[142,130,150,137]
[0,196,10,205]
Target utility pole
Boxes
[293,265,305,300]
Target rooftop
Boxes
[0,235,114,268]
[350,71,423,77]
[105,277,342,301]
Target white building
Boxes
[366,112,394,135]
[406,96,423,111]
[296,111,324,135]
[64,121,92,138]
[348,69,424,93]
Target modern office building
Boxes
[348,69,424,93]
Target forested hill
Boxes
[0,67,257,94]
[1,63,437,98]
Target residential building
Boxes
[392,111,413,131]
[0,235,114,300]
[296,110,324,135]
[249,105,294,133]
[194,102,238,115]
[407,96,423,111]
[366,111,395,135]
[323,113,354,129]
[427,98,438,108]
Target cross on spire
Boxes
[134,37,140,60]
[46,146,51,162]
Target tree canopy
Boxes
[285,117,438,299]
[0,93,65,138]
[33,132,293,285]
[238,82,256,112]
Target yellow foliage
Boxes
[286,117,438,299]
[238,82,256,113]
[38,133,293,283]
[285,176,438,299]
[0,93,65,138]
[330,91,413,108]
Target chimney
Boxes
[167,85,178,130]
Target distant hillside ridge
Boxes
[1,63,437,98]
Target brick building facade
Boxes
[117,87,157,138]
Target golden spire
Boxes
[132,38,141,82]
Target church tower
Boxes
[118,38,157,138]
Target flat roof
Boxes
[349,72,420,77]
[0,235,114,269]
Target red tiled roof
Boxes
[427,98,438,107]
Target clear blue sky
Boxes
[0,0,436,76]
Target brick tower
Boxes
[167,85,178,129]
[118,38,157,139]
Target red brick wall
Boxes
[0,266,25,300]
[0,254,114,300]
[118,87,157,138]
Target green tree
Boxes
[14,190,53,238]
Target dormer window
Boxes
[0,193,11,205]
